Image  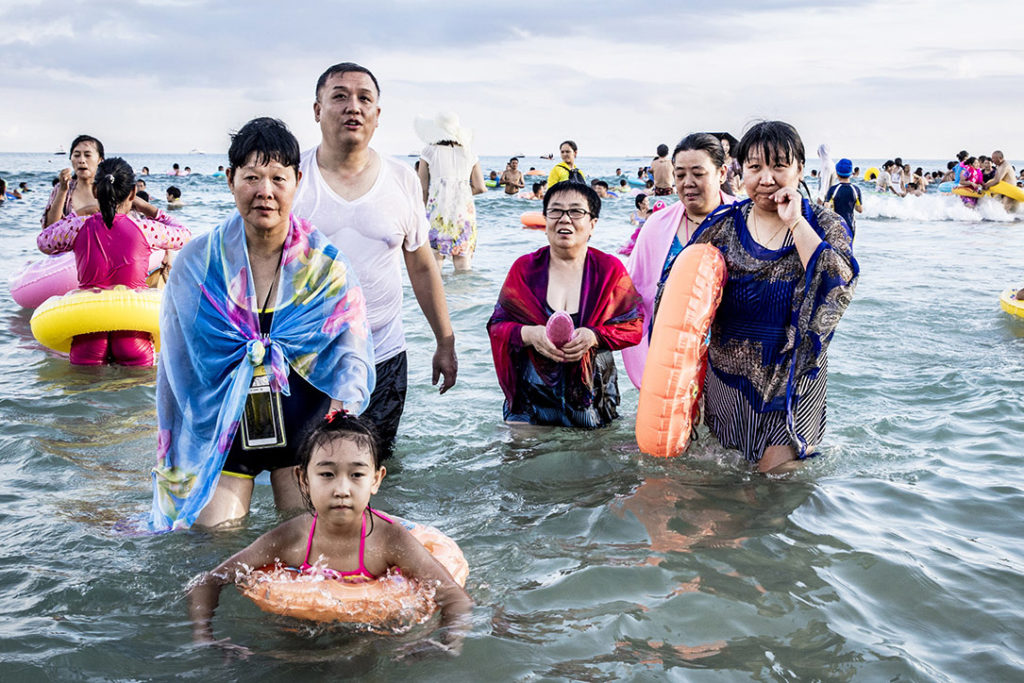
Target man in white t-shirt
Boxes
[293,62,457,458]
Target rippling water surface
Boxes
[1,153,1022,681]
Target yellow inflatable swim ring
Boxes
[30,286,162,353]
[240,516,469,627]
[863,167,879,181]
[987,181,1024,202]
[954,182,1024,202]
[1000,289,1024,319]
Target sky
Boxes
[2,0,1023,159]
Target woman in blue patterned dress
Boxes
[675,121,859,473]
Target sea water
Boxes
[1,153,1022,681]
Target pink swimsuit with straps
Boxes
[300,507,394,582]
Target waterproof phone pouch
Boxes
[241,365,286,450]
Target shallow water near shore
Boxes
[1,153,1023,681]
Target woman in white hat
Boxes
[415,112,486,271]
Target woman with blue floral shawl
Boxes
[150,118,375,531]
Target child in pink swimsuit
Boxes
[37,157,190,366]
[188,413,474,653]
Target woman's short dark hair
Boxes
[532,182,543,193]
[559,140,578,153]
[965,156,977,165]
[315,62,380,100]
[228,117,301,173]
[656,144,669,157]
[635,193,648,209]
[166,186,181,199]
[543,180,600,218]
[70,135,104,160]
[735,120,804,168]
[672,133,726,169]
[93,158,135,228]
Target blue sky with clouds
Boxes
[2,0,1022,159]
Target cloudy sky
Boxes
[2,0,1022,159]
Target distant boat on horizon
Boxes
[189,148,206,155]
[54,147,65,156]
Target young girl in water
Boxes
[37,157,190,365]
[188,413,474,652]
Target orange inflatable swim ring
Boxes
[239,516,468,628]
[520,211,545,229]
[635,244,727,458]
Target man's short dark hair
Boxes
[316,62,380,100]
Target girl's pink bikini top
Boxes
[300,507,394,582]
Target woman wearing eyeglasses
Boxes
[487,181,643,427]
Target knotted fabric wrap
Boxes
[150,212,375,531]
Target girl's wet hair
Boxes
[635,193,648,210]
[296,413,380,511]
[673,132,726,169]
[297,412,381,471]
[93,158,135,228]
[70,134,104,160]
[735,120,804,168]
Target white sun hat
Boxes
[414,111,473,148]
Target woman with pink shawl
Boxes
[623,133,736,388]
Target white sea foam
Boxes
[861,191,1020,222]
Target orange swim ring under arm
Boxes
[635,244,727,458]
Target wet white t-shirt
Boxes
[294,147,428,363]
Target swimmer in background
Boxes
[643,179,655,195]
[852,167,860,179]
[891,157,906,195]
[519,182,545,200]
[18,181,31,194]
[188,413,473,655]
[36,157,190,366]
[500,157,525,196]
[617,178,630,195]
[140,166,150,176]
[651,144,673,196]
[913,166,930,190]
[136,178,147,194]
[630,193,650,227]
[983,150,1019,211]
[169,163,182,176]
[1,177,20,201]
[546,140,585,188]
[212,165,226,178]
[590,179,612,199]
[183,166,192,176]
[165,186,183,209]
[824,158,862,238]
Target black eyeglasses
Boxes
[544,208,591,221]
